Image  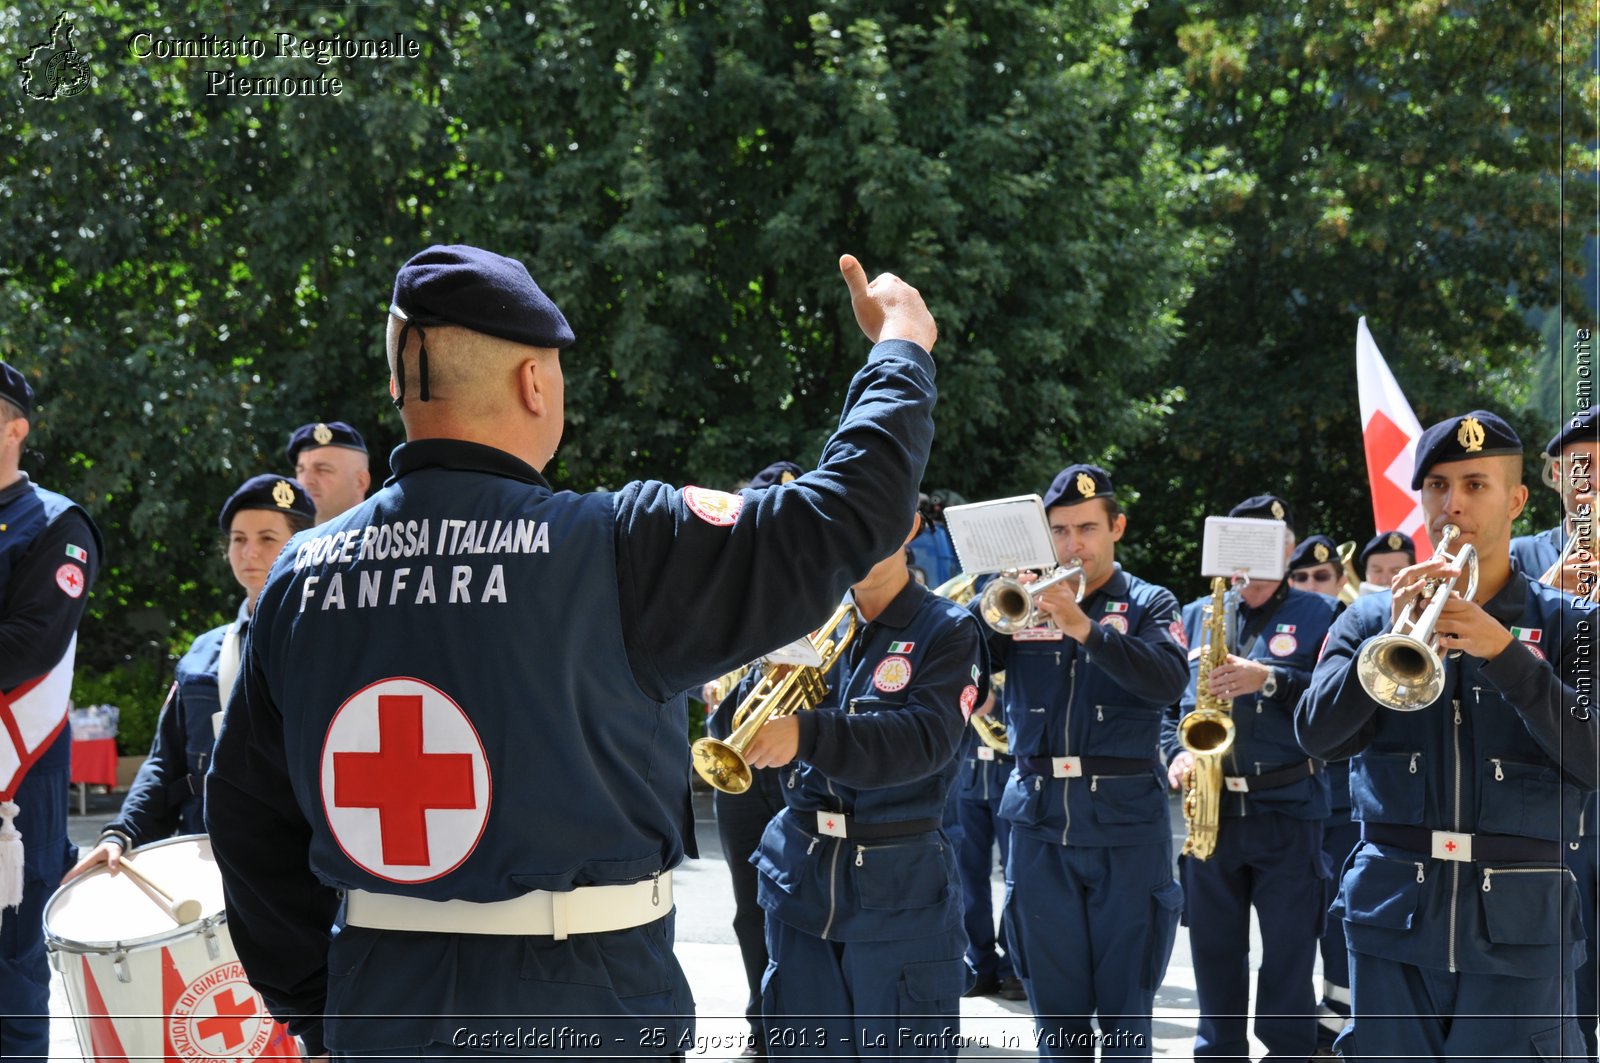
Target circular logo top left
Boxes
[319,677,491,883]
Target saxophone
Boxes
[1179,577,1237,861]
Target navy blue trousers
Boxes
[1340,949,1583,1061]
[1007,834,1181,1060]
[0,729,72,1062]
[1317,817,1360,1049]
[955,781,1015,982]
[760,919,968,1061]
[1181,812,1327,1060]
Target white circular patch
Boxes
[683,486,743,527]
[56,563,84,598]
[166,960,280,1063]
[1268,633,1299,657]
[959,685,978,719]
[873,655,913,692]
[319,677,491,883]
[1100,615,1129,634]
[1522,642,1547,662]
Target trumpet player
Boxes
[738,508,987,1061]
[1509,406,1598,1060]
[978,464,1188,1060]
[1162,494,1340,1061]
[1297,410,1599,1061]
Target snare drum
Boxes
[45,834,298,1063]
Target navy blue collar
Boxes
[856,577,929,631]
[386,439,551,490]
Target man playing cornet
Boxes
[1297,410,1598,1061]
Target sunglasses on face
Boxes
[1290,570,1339,585]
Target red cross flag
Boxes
[320,677,491,883]
[1356,317,1433,562]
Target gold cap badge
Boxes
[1313,542,1330,563]
[1457,416,1486,453]
[1387,532,1403,550]
[780,471,796,484]
[312,423,334,446]
[1075,472,1097,499]
[271,480,296,509]
[1270,500,1285,520]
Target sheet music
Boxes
[1201,517,1288,580]
[943,495,1058,574]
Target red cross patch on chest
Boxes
[320,677,491,883]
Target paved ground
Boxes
[44,786,1274,1060]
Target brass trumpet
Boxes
[691,603,857,794]
[979,564,1085,634]
[1356,524,1479,712]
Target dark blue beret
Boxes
[1043,464,1115,511]
[1288,534,1341,572]
[1229,493,1293,531]
[0,360,33,416]
[748,461,804,490]
[285,421,367,466]
[1411,410,1522,489]
[1543,407,1597,458]
[391,245,574,351]
[219,475,316,533]
[1358,530,1415,573]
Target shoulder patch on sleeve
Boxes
[682,486,743,527]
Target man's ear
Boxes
[517,358,546,417]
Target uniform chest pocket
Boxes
[1087,772,1165,826]
[1479,866,1580,945]
[998,771,1052,827]
[851,836,950,911]
[1086,703,1163,758]
[1477,758,1580,842]
[1350,750,1426,825]
[1340,848,1423,930]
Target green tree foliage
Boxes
[1,0,1194,739]
[1121,0,1596,596]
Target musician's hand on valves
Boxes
[1554,554,1596,597]
[1036,578,1091,642]
[63,838,123,883]
[1432,597,1513,660]
[744,715,802,770]
[701,680,725,711]
[839,254,938,354]
[1167,751,1195,792]
[1207,655,1269,698]
[1389,556,1460,630]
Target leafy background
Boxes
[1,0,1593,752]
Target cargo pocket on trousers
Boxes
[1531,1019,1586,1059]
[1142,880,1185,990]
[899,958,971,1016]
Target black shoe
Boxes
[997,975,1028,1001]
[963,975,1000,998]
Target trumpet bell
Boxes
[691,737,754,794]
[980,579,1035,634]
[1356,632,1444,712]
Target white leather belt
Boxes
[344,872,672,941]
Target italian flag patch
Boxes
[1104,602,1128,613]
[888,641,914,654]
[1276,624,1296,634]
[1510,626,1542,643]
[65,544,88,562]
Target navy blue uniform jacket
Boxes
[206,339,937,1053]
[753,579,987,942]
[1296,571,1598,976]
[983,566,1188,847]
[1163,584,1339,820]
[107,613,238,845]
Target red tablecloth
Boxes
[69,736,119,787]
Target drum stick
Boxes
[118,858,203,924]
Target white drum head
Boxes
[46,834,224,950]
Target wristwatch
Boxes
[1260,669,1280,700]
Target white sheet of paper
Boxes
[1201,517,1288,580]
[764,636,824,667]
[943,495,1058,575]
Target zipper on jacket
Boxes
[1060,658,1078,845]
[1482,866,1573,892]
[820,838,843,940]
[1414,862,1426,883]
[1491,758,1504,782]
[1448,697,1463,973]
